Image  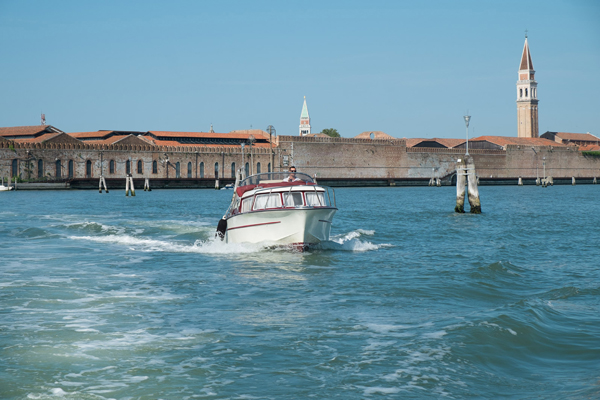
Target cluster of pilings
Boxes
[455,157,481,214]
[428,177,441,187]
[98,175,153,195]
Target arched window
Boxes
[110,160,115,174]
[85,160,91,178]
[37,159,43,178]
[69,160,74,178]
[256,162,261,174]
[55,160,61,178]
[152,160,158,174]
[268,163,271,173]
[137,160,143,174]
[12,159,18,178]
[525,88,528,97]
[214,162,219,179]
[231,162,236,178]
[245,162,249,177]
[199,162,204,178]
[126,160,131,175]
[175,162,181,178]
[187,162,192,178]
[519,88,523,98]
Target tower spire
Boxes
[516,36,539,138]
[299,96,311,136]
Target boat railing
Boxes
[239,172,314,187]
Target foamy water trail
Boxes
[68,234,266,254]
[322,229,391,252]
[63,217,389,254]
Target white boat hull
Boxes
[225,208,336,247]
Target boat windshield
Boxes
[239,172,314,187]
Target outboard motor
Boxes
[216,217,227,240]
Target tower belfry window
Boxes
[525,88,528,97]
[520,88,523,98]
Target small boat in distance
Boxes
[0,178,13,192]
[216,170,337,250]
[220,183,234,190]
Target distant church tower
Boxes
[516,35,539,138]
[299,96,311,136]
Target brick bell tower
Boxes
[299,96,311,136]
[516,35,539,138]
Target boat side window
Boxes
[305,191,326,206]
[241,197,254,213]
[253,193,282,210]
[283,192,304,207]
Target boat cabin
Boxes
[226,172,335,218]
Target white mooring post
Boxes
[572,177,576,186]
[436,178,441,187]
[99,176,108,193]
[594,177,597,184]
[215,178,220,190]
[518,177,523,186]
[455,158,466,213]
[144,178,151,191]
[125,174,135,196]
[130,175,135,196]
[466,157,481,214]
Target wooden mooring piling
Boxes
[455,157,481,214]
[99,176,108,193]
[125,174,135,196]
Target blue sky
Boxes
[1,0,598,138]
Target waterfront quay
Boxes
[1,131,599,189]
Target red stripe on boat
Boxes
[227,221,281,231]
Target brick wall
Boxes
[2,137,599,184]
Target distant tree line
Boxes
[321,128,340,138]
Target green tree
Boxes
[322,128,340,138]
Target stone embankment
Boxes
[1,136,599,188]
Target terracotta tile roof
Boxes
[95,136,128,145]
[69,131,115,139]
[228,129,271,139]
[554,132,600,142]
[579,144,600,151]
[147,130,271,140]
[13,132,62,143]
[471,136,564,148]
[405,138,466,148]
[143,138,272,148]
[0,125,63,137]
[405,138,424,147]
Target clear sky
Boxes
[1,0,598,138]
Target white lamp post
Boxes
[464,114,471,156]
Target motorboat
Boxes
[220,183,234,190]
[216,171,337,250]
[0,178,13,191]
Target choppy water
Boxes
[1,186,599,399]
